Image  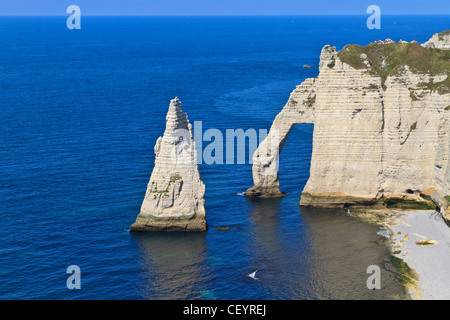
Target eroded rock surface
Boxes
[130,97,207,231]
[247,33,450,216]
[423,30,450,50]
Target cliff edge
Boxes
[423,30,450,50]
[246,31,450,218]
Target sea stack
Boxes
[246,31,450,218]
[130,97,207,232]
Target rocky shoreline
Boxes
[351,208,450,299]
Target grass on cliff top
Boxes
[438,30,450,39]
[338,42,450,92]
[390,255,419,288]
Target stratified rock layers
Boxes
[247,42,450,215]
[130,98,207,232]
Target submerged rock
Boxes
[215,226,231,231]
[130,97,207,232]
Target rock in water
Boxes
[246,31,450,216]
[130,97,207,232]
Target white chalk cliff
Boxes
[423,30,450,50]
[247,32,450,218]
[131,97,207,231]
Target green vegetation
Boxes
[445,105,450,111]
[408,89,426,101]
[390,255,419,287]
[400,121,417,145]
[346,208,397,225]
[327,60,335,69]
[150,174,182,199]
[338,42,450,92]
[417,78,450,95]
[445,195,450,209]
[363,84,379,90]
[150,182,169,194]
[385,198,437,210]
[438,30,450,41]
[304,94,316,108]
[287,97,298,105]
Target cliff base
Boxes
[245,186,287,198]
[130,216,207,232]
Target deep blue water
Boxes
[0,15,449,299]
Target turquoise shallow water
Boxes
[0,15,449,299]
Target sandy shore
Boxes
[385,210,450,300]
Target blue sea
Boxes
[0,15,449,300]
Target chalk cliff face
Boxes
[130,97,207,231]
[424,30,450,50]
[247,35,450,216]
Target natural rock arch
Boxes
[246,44,450,215]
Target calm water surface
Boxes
[1,15,448,299]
